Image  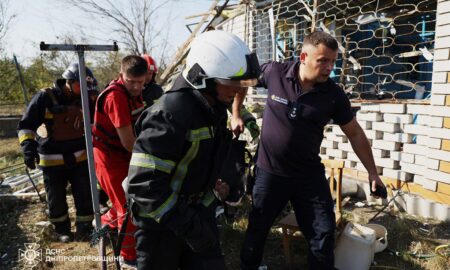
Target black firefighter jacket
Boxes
[127,75,232,251]
[17,79,89,169]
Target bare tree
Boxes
[64,0,170,56]
[0,0,16,43]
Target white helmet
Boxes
[183,30,261,89]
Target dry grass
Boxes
[0,137,22,169]
[1,187,449,269]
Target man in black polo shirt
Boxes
[240,31,387,270]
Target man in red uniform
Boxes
[92,55,147,268]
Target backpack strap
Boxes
[41,88,59,106]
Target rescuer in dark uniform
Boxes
[126,30,261,270]
[17,63,97,242]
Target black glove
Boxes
[370,180,387,199]
[162,203,217,253]
[183,213,217,253]
[22,140,39,169]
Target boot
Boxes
[75,221,93,241]
[53,218,73,243]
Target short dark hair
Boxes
[121,55,148,77]
[303,31,338,51]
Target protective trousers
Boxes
[43,162,94,233]
[241,167,336,270]
[134,204,226,270]
[94,148,137,261]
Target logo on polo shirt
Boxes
[271,94,289,105]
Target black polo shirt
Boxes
[256,61,354,177]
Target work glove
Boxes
[183,213,217,253]
[245,120,260,140]
[369,179,387,199]
[162,203,217,253]
[22,140,39,169]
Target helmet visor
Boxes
[215,78,258,87]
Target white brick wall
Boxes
[425,169,450,185]
[356,162,383,174]
[372,140,401,151]
[360,104,380,112]
[383,113,413,124]
[379,104,406,114]
[407,104,431,115]
[416,135,442,149]
[332,125,345,136]
[428,127,450,139]
[321,139,338,149]
[432,72,448,83]
[326,148,347,159]
[364,130,383,140]
[372,149,389,158]
[414,175,438,191]
[431,94,447,106]
[383,168,413,181]
[338,142,353,152]
[357,120,372,129]
[434,49,449,61]
[374,157,400,169]
[383,132,413,143]
[403,124,429,136]
[356,111,383,121]
[427,148,450,162]
[431,83,450,95]
[390,151,415,163]
[400,162,425,176]
[438,1,450,14]
[403,144,428,155]
[372,122,401,133]
[347,152,360,162]
[320,89,448,201]
[416,115,444,128]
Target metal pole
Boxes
[77,52,102,230]
[40,42,118,231]
[13,54,29,104]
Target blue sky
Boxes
[4,0,230,65]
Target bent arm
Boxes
[116,124,136,152]
[340,117,386,195]
[340,117,378,175]
[230,88,248,136]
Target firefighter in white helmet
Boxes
[126,30,260,270]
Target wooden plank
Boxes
[159,0,220,85]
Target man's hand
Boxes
[369,173,387,199]
[230,116,244,138]
[214,179,230,201]
[24,151,39,169]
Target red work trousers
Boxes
[94,147,136,261]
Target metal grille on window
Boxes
[242,0,437,101]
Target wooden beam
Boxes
[159,0,220,85]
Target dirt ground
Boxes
[0,191,449,270]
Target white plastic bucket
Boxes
[365,223,388,253]
[335,222,376,270]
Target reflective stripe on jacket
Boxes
[127,75,231,232]
[17,79,89,168]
